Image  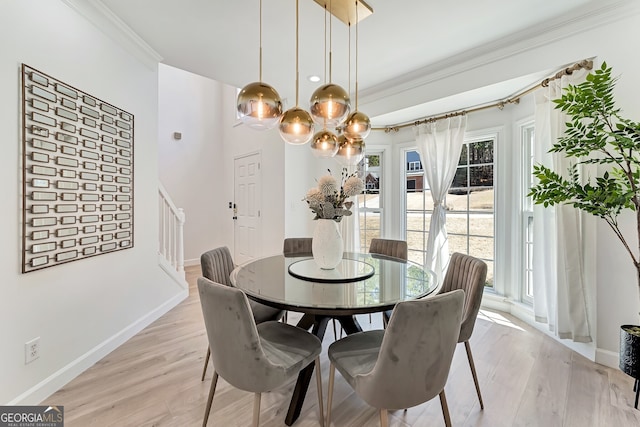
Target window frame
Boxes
[520,120,535,304]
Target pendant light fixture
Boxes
[335,134,365,166]
[238,0,373,148]
[336,0,367,166]
[310,5,340,157]
[310,129,340,157]
[342,0,370,140]
[236,0,283,130]
[309,0,351,127]
[279,0,315,144]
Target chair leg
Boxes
[332,319,338,340]
[382,311,390,329]
[201,346,211,381]
[202,370,218,427]
[379,409,389,427]
[635,379,640,409]
[327,363,336,427]
[252,392,261,427]
[439,390,452,427]
[464,340,484,409]
[282,311,288,324]
[314,357,324,426]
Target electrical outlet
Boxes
[25,337,40,364]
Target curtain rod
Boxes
[374,59,594,133]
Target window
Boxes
[405,149,430,267]
[359,153,382,250]
[450,138,495,286]
[404,137,495,286]
[408,161,422,171]
[522,124,535,302]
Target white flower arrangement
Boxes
[305,169,365,222]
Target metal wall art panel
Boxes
[21,64,134,273]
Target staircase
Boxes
[158,183,186,286]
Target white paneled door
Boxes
[233,152,261,265]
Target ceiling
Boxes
[99,0,613,125]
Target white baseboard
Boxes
[184,258,199,267]
[157,254,188,288]
[480,292,512,312]
[8,289,188,405]
[481,293,597,363]
[596,347,619,369]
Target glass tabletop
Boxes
[230,252,438,315]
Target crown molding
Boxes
[360,0,639,113]
[60,0,163,70]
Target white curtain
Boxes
[341,165,361,253]
[533,70,591,342]
[413,116,467,280]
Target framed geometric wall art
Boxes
[21,64,134,273]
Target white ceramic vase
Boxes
[312,219,344,269]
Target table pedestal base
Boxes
[285,314,363,426]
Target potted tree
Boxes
[529,62,640,408]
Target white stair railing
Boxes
[158,183,185,279]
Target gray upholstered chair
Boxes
[437,252,488,410]
[326,290,465,427]
[283,237,313,256]
[200,246,283,381]
[369,238,408,326]
[198,277,324,426]
[369,238,408,261]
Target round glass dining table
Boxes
[230,252,438,426]
[231,251,437,316]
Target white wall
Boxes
[0,1,185,404]
[157,64,226,264]
[284,144,317,238]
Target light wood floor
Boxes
[45,265,640,426]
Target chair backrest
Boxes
[439,252,487,342]
[353,289,464,410]
[197,277,288,392]
[369,238,408,260]
[200,246,235,286]
[283,237,313,256]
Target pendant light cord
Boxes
[259,0,263,81]
[324,6,328,84]
[355,0,359,110]
[329,0,333,83]
[348,22,351,97]
[295,0,300,106]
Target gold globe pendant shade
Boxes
[335,134,365,166]
[310,129,340,158]
[309,83,351,127]
[279,107,315,145]
[237,82,283,130]
[343,110,371,140]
